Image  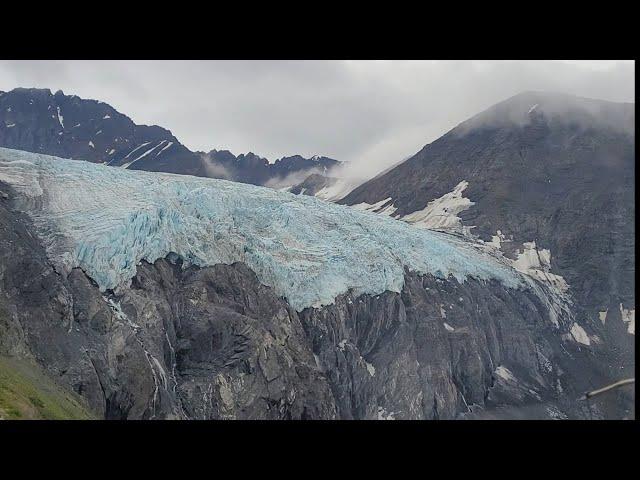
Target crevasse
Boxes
[0,147,530,311]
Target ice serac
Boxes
[0,147,541,312]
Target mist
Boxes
[454,90,635,138]
[201,154,232,180]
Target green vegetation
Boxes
[0,356,95,420]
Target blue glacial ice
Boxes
[0,147,535,311]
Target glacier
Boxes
[1,147,539,312]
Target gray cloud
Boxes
[0,60,634,181]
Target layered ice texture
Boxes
[1,147,535,311]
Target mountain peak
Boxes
[453,91,634,137]
[8,87,53,99]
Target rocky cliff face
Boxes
[1,171,632,419]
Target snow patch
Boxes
[619,304,635,335]
[123,142,151,160]
[56,106,64,129]
[443,322,455,332]
[512,241,569,294]
[401,181,475,235]
[88,141,95,149]
[570,323,591,346]
[599,310,607,325]
[479,235,571,328]
[487,230,509,250]
[157,140,173,156]
[5,123,15,128]
[124,142,162,169]
[351,197,398,217]
[365,361,376,376]
[495,366,516,382]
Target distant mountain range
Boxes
[0,87,341,187]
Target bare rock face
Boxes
[1,181,633,419]
[111,260,338,420]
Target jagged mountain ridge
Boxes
[1,146,630,419]
[204,150,340,186]
[0,87,341,186]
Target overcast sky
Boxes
[0,60,634,177]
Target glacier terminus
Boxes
[0,147,538,312]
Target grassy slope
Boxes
[0,356,95,420]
